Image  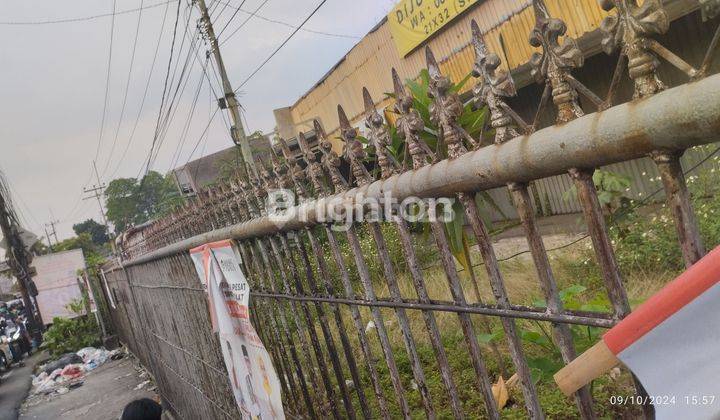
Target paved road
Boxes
[20,358,158,420]
[0,353,44,420]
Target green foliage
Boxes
[323,223,436,285]
[564,169,632,216]
[41,298,100,357]
[72,219,109,245]
[382,70,497,270]
[53,233,106,276]
[105,170,183,233]
[385,69,488,168]
[522,284,609,383]
[42,316,100,357]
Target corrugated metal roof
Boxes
[284,0,609,144]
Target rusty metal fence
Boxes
[103,1,720,419]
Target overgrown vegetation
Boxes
[41,299,100,357]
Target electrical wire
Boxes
[214,0,359,41]
[100,0,146,177]
[0,0,172,25]
[210,0,231,26]
[148,13,203,170]
[218,0,271,47]
[93,0,118,164]
[148,6,204,169]
[215,0,247,38]
[142,0,183,178]
[185,107,220,166]
[168,65,207,170]
[107,0,173,180]
[233,0,328,93]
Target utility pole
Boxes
[195,0,257,177]
[44,225,53,251]
[45,219,59,246]
[83,161,116,253]
[0,189,44,337]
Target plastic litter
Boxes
[41,353,83,375]
[61,364,83,379]
[134,380,150,390]
[30,347,120,396]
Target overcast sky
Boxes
[0,0,395,241]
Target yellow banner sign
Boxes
[388,0,479,57]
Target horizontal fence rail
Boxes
[104,2,720,419]
[123,72,720,268]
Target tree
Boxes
[72,219,109,245]
[105,178,139,233]
[105,171,183,234]
[53,233,106,275]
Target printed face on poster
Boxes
[190,241,284,419]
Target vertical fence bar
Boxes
[530,2,652,417]
[425,47,543,419]
[279,235,340,418]
[510,183,597,419]
[239,240,311,417]
[391,68,500,419]
[243,239,318,418]
[470,19,597,417]
[331,113,439,418]
[239,175,327,406]
[273,138,394,419]
[362,87,467,418]
[302,226,374,419]
[263,148,374,418]
[298,131,413,419]
[250,162,358,419]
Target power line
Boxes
[169,65,207,170]
[6,181,39,229]
[142,0,183,178]
[215,0,247,38]
[218,0,271,47]
[148,10,203,171]
[0,0,172,25]
[101,0,146,177]
[210,0,231,25]
[147,3,203,173]
[93,0,118,164]
[185,106,220,166]
[234,0,329,93]
[107,0,174,180]
[215,0,359,41]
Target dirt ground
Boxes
[20,357,159,420]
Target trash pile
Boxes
[31,347,124,395]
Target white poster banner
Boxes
[190,240,284,419]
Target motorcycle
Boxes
[2,319,31,366]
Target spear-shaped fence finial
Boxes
[338,105,373,186]
[425,46,473,158]
[599,0,669,98]
[529,0,585,123]
[314,118,348,192]
[363,87,399,179]
[470,19,521,144]
[297,129,329,196]
[392,68,435,169]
